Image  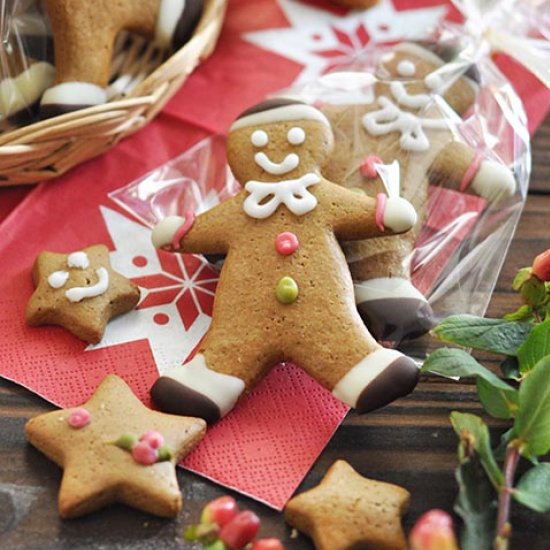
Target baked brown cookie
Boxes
[285,460,410,550]
[40,0,204,118]
[25,374,206,518]
[149,99,420,424]
[26,244,140,343]
[319,42,516,341]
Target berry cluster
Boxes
[185,496,284,550]
[114,430,173,465]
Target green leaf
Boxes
[450,412,503,489]
[514,356,550,458]
[455,453,497,550]
[521,277,547,306]
[476,377,519,419]
[512,267,532,290]
[432,315,533,355]
[516,319,550,374]
[503,304,533,322]
[514,463,550,513]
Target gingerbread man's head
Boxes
[227,99,334,184]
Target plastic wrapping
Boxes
[110,2,546,361]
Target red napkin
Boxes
[1,0,549,509]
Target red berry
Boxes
[201,496,239,527]
[219,510,261,549]
[139,430,165,449]
[131,441,158,465]
[251,538,285,550]
[409,509,458,550]
[532,249,550,282]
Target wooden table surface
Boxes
[1,117,549,550]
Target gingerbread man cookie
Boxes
[319,42,516,342]
[25,375,206,518]
[26,244,140,343]
[40,0,204,118]
[149,99,419,424]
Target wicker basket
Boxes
[0,0,227,186]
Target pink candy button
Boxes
[275,232,299,256]
[360,155,383,179]
[67,408,91,429]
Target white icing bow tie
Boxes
[243,173,321,219]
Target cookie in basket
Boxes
[26,244,140,343]
[148,98,419,424]
[25,374,206,518]
[285,460,410,550]
[40,0,204,117]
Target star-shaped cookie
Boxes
[285,460,410,550]
[25,375,206,518]
[26,244,140,343]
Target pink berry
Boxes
[67,408,91,429]
[532,249,550,282]
[132,441,158,465]
[251,538,285,550]
[360,154,383,179]
[409,509,458,550]
[219,510,261,549]
[201,495,239,527]
[139,430,165,449]
[275,232,299,256]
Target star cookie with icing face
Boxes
[25,375,207,518]
[26,244,140,343]
[285,460,410,550]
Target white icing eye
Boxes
[397,60,416,77]
[425,73,443,91]
[381,52,395,63]
[251,130,268,147]
[287,127,306,145]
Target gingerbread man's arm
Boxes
[318,182,417,241]
[429,141,516,202]
[151,194,244,255]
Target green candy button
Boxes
[276,276,299,304]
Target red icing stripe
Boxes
[172,211,196,250]
[375,193,386,232]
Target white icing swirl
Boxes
[254,151,300,175]
[67,251,90,269]
[65,268,110,303]
[48,271,69,289]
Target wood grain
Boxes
[1,117,549,549]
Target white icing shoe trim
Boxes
[471,161,516,202]
[0,62,54,116]
[151,216,187,249]
[254,151,299,175]
[165,353,245,417]
[382,196,417,233]
[155,0,186,49]
[65,267,109,303]
[231,104,331,131]
[332,349,407,407]
[41,82,107,107]
[354,277,427,304]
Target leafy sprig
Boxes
[422,249,550,550]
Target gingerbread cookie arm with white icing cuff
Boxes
[429,141,516,202]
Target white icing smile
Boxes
[254,151,300,175]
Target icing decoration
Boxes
[397,60,416,77]
[67,408,91,429]
[139,430,165,450]
[359,155,383,179]
[113,431,173,465]
[230,104,331,131]
[375,160,401,198]
[132,441,159,465]
[287,127,306,145]
[172,211,196,250]
[460,151,484,192]
[389,81,432,109]
[67,251,90,269]
[114,433,138,450]
[155,0,185,48]
[276,276,299,304]
[375,193,387,232]
[65,267,109,303]
[48,270,70,289]
[254,151,300,175]
[243,173,320,219]
[275,232,299,256]
[251,130,268,147]
[362,96,448,152]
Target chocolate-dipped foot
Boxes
[354,277,436,341]
[332,348,419,414]
[149,353,245,424]
[39,82,107,119]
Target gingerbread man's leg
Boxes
[429,141,516,201]
[151,329,281,424]
[291,321,419,414]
